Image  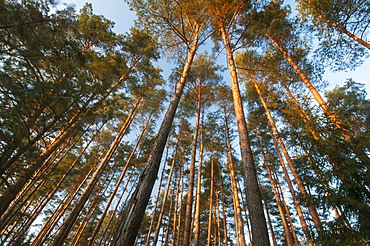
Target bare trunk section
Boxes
[145,147,169,245]
[265,119,314,246]
[4,126,102,243]
[220,26,270,246]
[51,97,143,246]
[183,84,202,246]
[258,138,296,246]
[32,168,93,246]
[152,147,177,245]
[111,41,199,246]
[194,109,204,246]
[163,188,175,246]
[266,33,370,167]
[207,153,215,246]
[252,78,323,237]
[223,107,246,246]
[89,115,151,246]
[217,168,229,246]
[262,195,278,246]
[317,13,370,49]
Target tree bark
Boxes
[317,12,370,49]
[252,78,323,238]
[207,153,215,246]
[51,97,142,246]
[258,138,295,246]
[89,114,151,246]
[221,26,270,246]
[223,107,246,246]
[265,119,314,246]
[111,40,199,246]
[183,84,202,246]
[153,146,177,245]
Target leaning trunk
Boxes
[317,13,370,49]
[111,40,199,246]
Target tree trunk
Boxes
[175,154,186,246]
[221,26,270,246]
[162,188,175,246]
[6,128,99,244]
[265,118,314,246]
[194,108,204,246]
[89,115,151,246]
[171,156,183,246]
[262,195,278,246]
[111,39,199,246]
[223,107,246,246]
[207,153,215,246]
[146,146,169,245]
[317,12,370,49]
[0,122,79,218]
[51,97,142,246]
[0,67,132,177]
[153,146,177,245]
[252,78,323,237]
[0,124,94,234]
[267,33,370,167]
[98,170,135,245]
[258,138,295,246]
[31,167,93,246]
[183,84,202,246]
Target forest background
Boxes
[0,0,369,245]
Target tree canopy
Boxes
[0,0,369,245]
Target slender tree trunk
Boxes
[236,179,252,244]
[7,129,99,244]
[89,115,151,246]
[51,97,142,246]
[111,39,199,246]
[262,195,278,246]
[217,169,229,246]
[0,124,78,218]
[194,109,204,246]
[184,84,202,246]
[98,170,135,245]
[32,168,93,246]
[207,153,215,246]
[171,167,181,246]
[162,189,175,246]
[145,146,169,245]
[0,125,91,233]
[215,194,222,246]
[258,138,295,246]
[176,154,185,246]
[221,26,270,246]
[271,163,299,245]
[278,77,321,140]
[252,78,323,237]
[70,170,114,246]
[317,12,370,49]
[153,147,177,245]
[223,107,246,246]
[267,33,370,167]
[265,119,314,246]
[0,67,132,177]
[265,33,331,117]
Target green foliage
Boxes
[296,0,370,71]
[1,0,369,245]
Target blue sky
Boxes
[64,0,370,96]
